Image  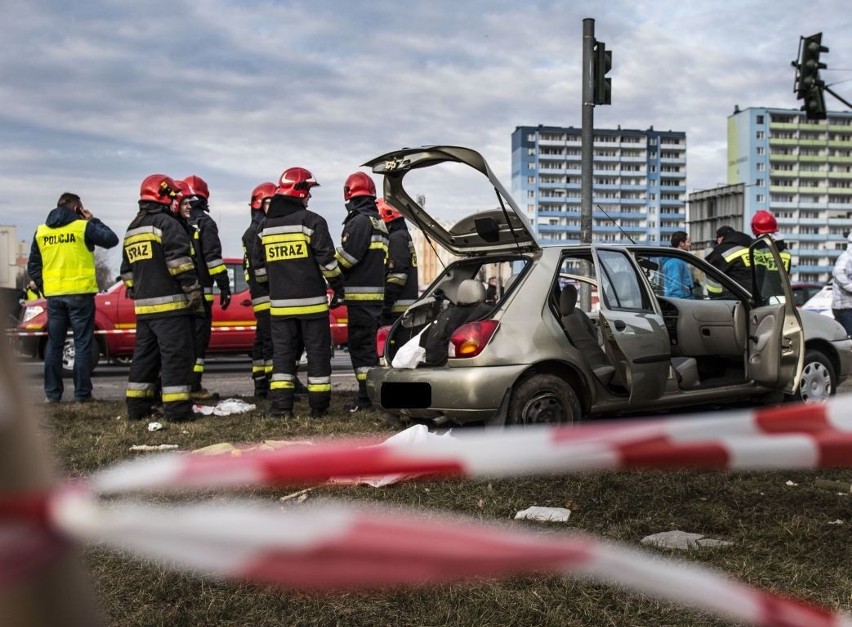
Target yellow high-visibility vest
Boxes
[35,220,97,296]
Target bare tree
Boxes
[94,249,115,291]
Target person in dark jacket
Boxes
[180,175,231,400]
[120,174,201,422]
[27,192,118,403]
[336,172,389,412]
[252,167,344,419]
[705,225,753,297]
[377,198,418,326]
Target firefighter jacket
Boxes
[385,218,419,314]
[335,196,389,308]
[187,204,229,302]
[120,203,201,319]
[242,209,270,313]
[252,195,343,319]
[706,230,753,296]
[28,206,118,296]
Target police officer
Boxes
[377,198,418,326]
[242,181,276,398]
[181,175,231,400]
[120,175,201,422]
[27,192,118,403]
[252,167,343,418]
[706,225,753,297]
[336,172,389,412]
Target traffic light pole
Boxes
[581,18,595,245]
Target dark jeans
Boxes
[833,308,852,337]
[45,294,96,401]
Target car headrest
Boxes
[456,279,486,305]
[559,284,578,315]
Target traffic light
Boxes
[794,33,828,120]
[593,39,612,105]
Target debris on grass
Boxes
[147,422,163,432]
[641,530,733,550]
[514,506,572,523]
[129,444,179,452]
[192,398,256,416]
[279,488,314,504]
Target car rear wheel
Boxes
[789,349,836,403]
[507,374,581,426]
[61,338,102,376]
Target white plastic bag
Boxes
[391,328,428,369]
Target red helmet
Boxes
[182,175,209,200]
[377,198,403,223]
[139,174,179,205]
[250,182,277,210]
[751,210,778,236]
[343,172,376,200]
[276,167,319,198]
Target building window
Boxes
[756,131,765,140]
[756,194,765,203]
[755,178,764,187]
[527,176,536,184]
[757,147,765,155]
[756,115,764,124]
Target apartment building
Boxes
[511,125,687,245]
[727,106,852,282]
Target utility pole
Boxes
[580,18,595,245]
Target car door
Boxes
[594,247,671,402]
[746,236,804,392]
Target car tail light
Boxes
[376,325,391,357]
[448,319,499,359]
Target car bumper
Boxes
[832,337,852,384]
[366,364,528,423]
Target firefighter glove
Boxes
[219,286,231,310]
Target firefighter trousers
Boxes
[190,300,212,391]
[347,304,380,404]
[269,315,331,414]
[251,309,273,396]
[126,316,194,421]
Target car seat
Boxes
[559,285,615,385]
[421,279,492,367]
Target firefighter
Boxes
[180,175,231,400]
[252,167,343,418]
[705,225,753,297]
[336,172,389,412]
[120,174,201,422]
[377,198,418,326]
[242,181,276,398]
[750,209,792,272]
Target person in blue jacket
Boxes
[660,231,694,299]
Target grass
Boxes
[37,393,852,626]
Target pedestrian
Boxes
[242,181,277,398]
[27,192,118,403]
[705,225,753,297]
[377,198,419,326]
[252,167,343,418]
[750,209,792,272]
[485,276,498,304]
[180,175,231,400]
[336,172,389,413]
[831,232,852,336]
[120,174,201,422]
[660,231,694,298]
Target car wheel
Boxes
[60,338,102,376]
[507,374,581,426]
[789,349,836,403]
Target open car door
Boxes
[745,236,804,393]
[594,247,671,402]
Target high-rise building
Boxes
[727,106,852,282]
[511,125,687,245]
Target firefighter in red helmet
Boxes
[242,181,277,397]
[180,175,231,400]
[120,174,201,422]
[251,167,343,418]
[750,209,792,272]
[377,198,418,326]
[337,172,389,412]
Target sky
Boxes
[3,0,852,271]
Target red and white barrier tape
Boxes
[13,326,258,337]
[40,491,849,627]
[90,399,852,495]
[1,398,851,625]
